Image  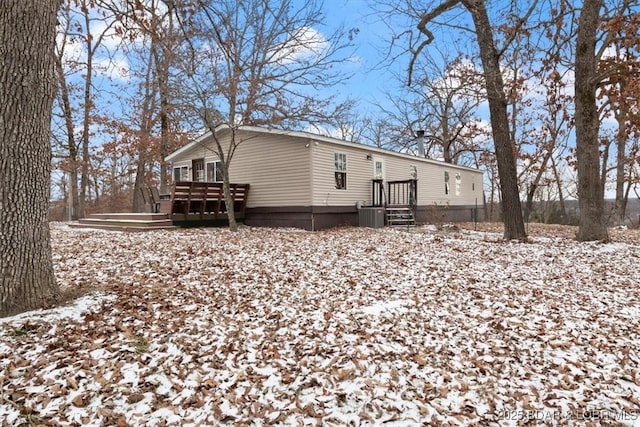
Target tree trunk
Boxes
[550,155,568,223]
[221,162,238,231]
[614,110,628,225]
[575,0,609,241]
[525,149,554,222]
[55,55,80,220]
[132,160,147,213]
[465,0,526,239]
[0,0,60,317]
[78,0,94,218]
[158,56,170,195]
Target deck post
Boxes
[372,179,385,207]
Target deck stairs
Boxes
[69,213,176,232]
[385,205,416,228]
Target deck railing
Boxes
[165,181,250,219]
[387,179,417,208]
[371,179,417,209]
[372,179,385,207]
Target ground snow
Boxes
[1,224,639,426]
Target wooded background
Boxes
[49,0,640,238]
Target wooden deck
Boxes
[69,182,250,231]
[70,213,177,232]
[163,181,250,220]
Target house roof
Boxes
[165,125,482,174]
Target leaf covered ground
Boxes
[1,223,640,426]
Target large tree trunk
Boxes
[465,0,526,240]
[575,0,609,241]
[0,0,60,317]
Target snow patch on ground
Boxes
[360,299,410,315]
[0,292,115,325]
[1,225,640,426]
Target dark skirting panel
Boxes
[245,204,483,231]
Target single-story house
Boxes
[165,125,484,230]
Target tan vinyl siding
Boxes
[168,127,484,209]
[384,158,482,206]
[310,141,373,206]
[168,131,311,207]
[231,133,311,207]
[311,140,483,207]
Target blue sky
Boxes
[318,0,407,114]
[56,0,635,200]
[320,0,479,115]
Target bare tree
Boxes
[1,0,60,316]
[105,0,185,200]
[54,0,119,218]
[175,0,353,231]
[596,13,640,226]
[129,43,159,213]
[574,0,608,241]
[53,3,81,220]
[404,0,534,239]
[521,67,573,223]
[377,51,487,164]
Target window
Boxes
[374,160,383,179]
[173,166,189,182]
[195,167,205,181]
[444,171,450,195]
[192,158,205,181]
[207,161,223,182]
[472,180,475,191]
[335,153,347,190]
[455,173,461,196]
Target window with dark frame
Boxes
[335,153,347,190]
[192,158,206,181]
[444,171,450,195]
[173,166,189,182]
[206,161,223,182]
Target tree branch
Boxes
[409,0,460,86]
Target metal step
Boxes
[385,205,415,228]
